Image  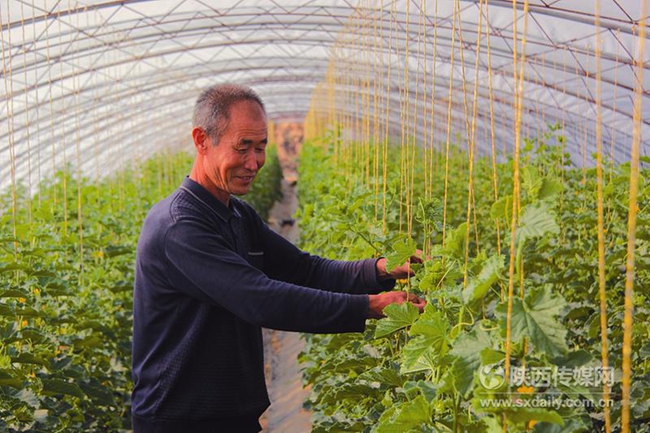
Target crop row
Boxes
[297,128,649,432]
[0,148,282,432]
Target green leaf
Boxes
[533,418,590,433]
[522,166,542,198]
[497,287,568,358]
[385,238,416,272]
[449,328,493,397]
[11,353,50,368]
[15,306,41,317]
[359,367,404,388]
[443,222,468,260]
[0,289,28,298]
[482,416,503,433]
[0,262,30,273]
[374,395,432,433]
[41,378,85,398]
[375,302,419,338]
[462,254,504,304]
[538,178,563,200]
[103,245,132,258]
[516,203,560,245]
[506,407,563,426]
[490,195,513,220]
[481,348,505,366]
[404,380,439,403]
[79,382,116,406]
[0,303,15,317]
[0,369,22,388]
[109,281,133,293]
[401,306,449,373]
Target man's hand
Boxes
[367,291,426,319]
[376,250,424,281]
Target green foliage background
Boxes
[0,147,282,432]
[297,129,650,432]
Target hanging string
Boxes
[31,0,42,208]
[462,0,485,292]
[72,1,85,284]
[56,8,69,236]
[373,2,381,221]
[397,0,408,236]
[20,0,32,222]
[382,1,394,235]
[429,0,440,208]
[441,0,459,250]
[484,1,502,258]
[504,2,530,426]
[0,0,18,253]
[593,1,612,430]
[621,3,646,431]
[421,0,429,205]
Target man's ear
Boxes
[192,127,210,154]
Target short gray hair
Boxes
[192,84,266,143]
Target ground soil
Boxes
[259,123,311,432]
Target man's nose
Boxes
[243,151,259,171]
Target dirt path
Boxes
[260,175,312,433]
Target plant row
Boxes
[296,128,649,432]
[0,147,283,432]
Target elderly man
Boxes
[131,84,425,433]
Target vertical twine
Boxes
[593,1,612,429]
[621,3,646,431]
[504,3,529,431]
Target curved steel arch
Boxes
[1,0,648,193]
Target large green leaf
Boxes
[522,166,542,198]
[0,369,22,388]
[385,238,417,272]
[538,178,563,200]
[374,395,432,433]
[516,203,560,245]
[462,254,504,304]
[449,328,493,397]
[359,367,404,388]
[80,382,115,406]
[490,195,513,221]
[375,302,420,338]
[41,378,85,398]
[11,353,50,368]
[0,303,15,317]
[497,287,568,358]
[443,222,468,260]
[401,306,449,373]
[0,289,28,298]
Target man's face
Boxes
[203,100,267,197]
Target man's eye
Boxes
[236,148,248,154]
[255,148,265,154]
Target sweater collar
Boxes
[181,177,239,222]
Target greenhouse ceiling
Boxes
[1,0,648,192]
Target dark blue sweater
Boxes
[132,178,393,429]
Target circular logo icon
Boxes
[479,363,506,390]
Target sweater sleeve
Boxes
[259,221,396,294]
[163,217,369,333]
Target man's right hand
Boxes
[367,291,426,319]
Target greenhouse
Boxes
[0,0,648,432]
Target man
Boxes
[132,84,425,432]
